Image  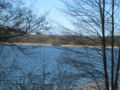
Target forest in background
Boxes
[0,27,120,46]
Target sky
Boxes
[24,0,72,34]
[23,0,120,36]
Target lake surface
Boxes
[0,44,118,89]
[0,45,114,75]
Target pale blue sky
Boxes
[23,0,73,34]
[24,0,71,27]
[23,0,120,35]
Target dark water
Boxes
[0,45,116,76]
[0,44,118,89]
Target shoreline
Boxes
[0,42,118,48]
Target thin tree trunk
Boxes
[100,0,109,90]
[114,46,120,90]
[111,0,115,90]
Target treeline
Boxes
[0,25,26,42]
[0,26,120,46]
[7,34,120,46]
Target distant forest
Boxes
[0,26,120,46]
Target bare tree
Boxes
[60,0,120,90]
[0,0,51,89]
[0,0,50,42]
